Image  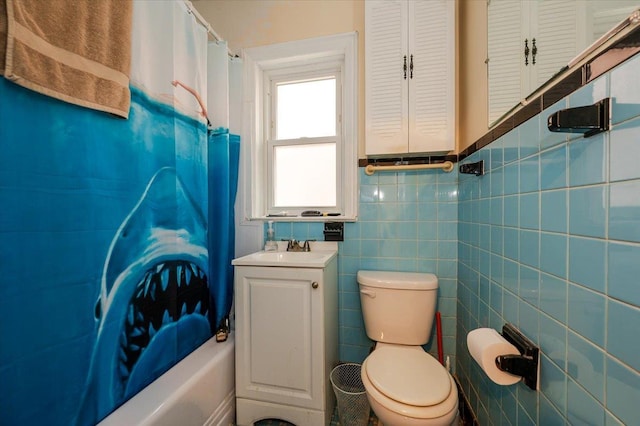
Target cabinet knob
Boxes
[524,39,530,66]
[311,281,319,289]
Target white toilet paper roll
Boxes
[467,328,521,385]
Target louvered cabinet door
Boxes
[408,0,455,153]
[488,0,526,125]
[532,0,586,92]
[488,0,589,126]
[365,0,409,155]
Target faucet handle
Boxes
[286,239,297,251]
[302,239,316,251]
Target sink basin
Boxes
[232,250,337,268]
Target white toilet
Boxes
[357,270,459,426]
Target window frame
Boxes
[241,32,358,221]
[265,65,342,214]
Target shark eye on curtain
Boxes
[94,298,102,320]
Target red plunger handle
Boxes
[436,311,444,365]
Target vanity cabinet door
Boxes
[235,266,324,410]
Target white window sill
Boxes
[249,215,357,222]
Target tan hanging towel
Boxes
[0,0,132,118]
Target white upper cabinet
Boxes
[487,0,587,125]
[488,0,640,126]
[365,0,455,156]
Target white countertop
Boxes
[232,242,338,268]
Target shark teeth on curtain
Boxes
[117,260,210,382]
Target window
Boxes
[242,33,358,220]
[268,71,340,211]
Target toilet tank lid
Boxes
[357,270,438,290]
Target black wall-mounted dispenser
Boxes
[496,323,540,390]
[323,222,344,241]
[459,160,484,176]
[547,98,610,138]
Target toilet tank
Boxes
[357,270,438,345]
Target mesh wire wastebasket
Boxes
[330,363,371,426]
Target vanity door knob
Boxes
[311,281,319,289]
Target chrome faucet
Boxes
[286,239,313,252]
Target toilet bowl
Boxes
[357,270,459,426]
[361,344,458,426]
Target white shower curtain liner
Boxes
[207,41,230,129]
[182,0,236,57]
[131,0,208,120]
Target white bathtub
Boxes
[98,335,235,426]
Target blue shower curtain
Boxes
[0,77,211,426]
[208,131,240,330]
[206,40,242,332]
[0,2,239,425]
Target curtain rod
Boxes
[364,161,455,176]
[183,0,237,58]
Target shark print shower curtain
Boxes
[0,2,239,425]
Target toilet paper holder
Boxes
[495,323,539,390]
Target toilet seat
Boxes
[362,345,458,420]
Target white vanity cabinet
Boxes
[233,254,338,426]
[365,0,455,156]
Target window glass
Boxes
[276,78,336,140]
[273,143,336,207]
